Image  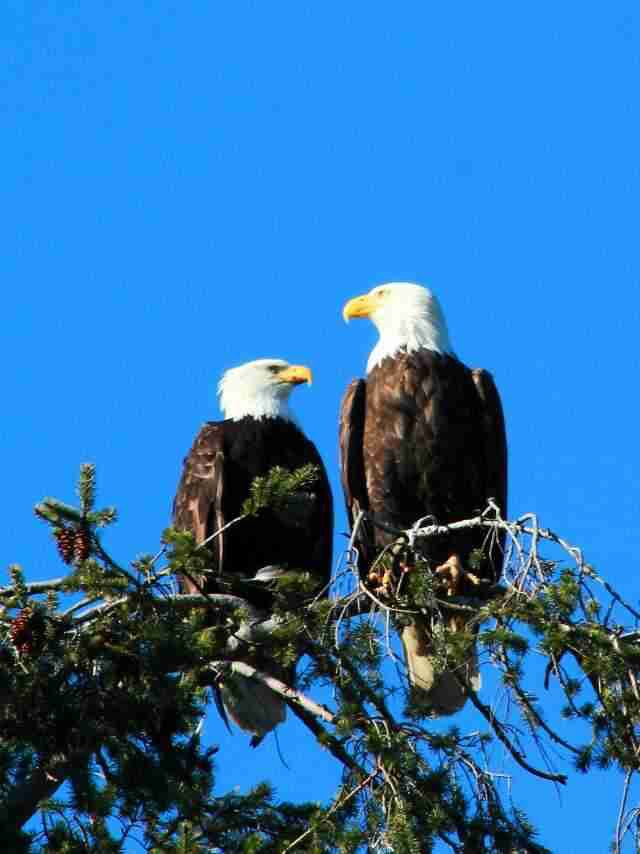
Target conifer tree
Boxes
[1,464,639,852]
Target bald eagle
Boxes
[340,284,507,716]
[173,358,333,742]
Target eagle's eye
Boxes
[268,365,281,374]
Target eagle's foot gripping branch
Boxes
[367,566,397,598]
[433,554,482,597]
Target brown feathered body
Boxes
[174,417,333,593]
[174,415,333,739]
[340,349,507,715]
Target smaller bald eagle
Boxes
[340,283,507,716]
[173,359,333,742]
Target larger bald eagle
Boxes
[340,283,507,716]
[174,358,333,742]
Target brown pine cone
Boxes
[73,528,91,564]
[9,607,34,655]
[54,527,75,564]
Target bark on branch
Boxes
[0,746,93,832]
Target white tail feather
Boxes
[219,670,286,740]
[401,622,480,717]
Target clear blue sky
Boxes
[2,2,639,850]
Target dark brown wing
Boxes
[173,422,226,593]
[470,369,508,519]
[471,368,508,580]
[338,378,376,568]
[338,379,367,522]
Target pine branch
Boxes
[282,764,380,854]
[0,745,94,832]
[493,638,581,757]
[285,700,369,778]
[0,577,67,597]
[460,678,568,785]
[9,479,640,851]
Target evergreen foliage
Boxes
[241,464,322,531]
[1,465,639,852]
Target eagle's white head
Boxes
[218,358,312,422]
[342,282,453,373]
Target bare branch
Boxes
[194,514,246,552]
[614,770,634,854]
[461,678,567,785]
[210,660,336,724]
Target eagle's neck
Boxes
[220,388,295,423]
[367,311,453,373]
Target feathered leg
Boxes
[402,553,481,717]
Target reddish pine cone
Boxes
[54,527,75,564]
[9,607,34,655]
[73,528,91,564]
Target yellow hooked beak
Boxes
[342,293,378,322]
[278,364,313,386]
